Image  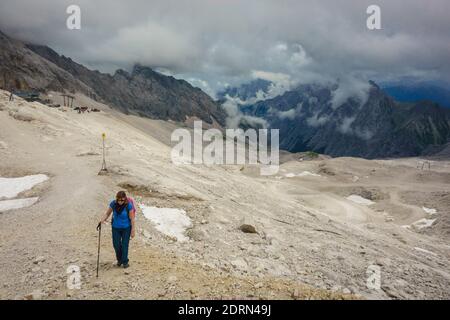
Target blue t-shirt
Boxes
[110,200,133,228]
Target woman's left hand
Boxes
[131,228,135,239]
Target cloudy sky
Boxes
[0,0,449,97]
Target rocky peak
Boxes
[1,30,226,125]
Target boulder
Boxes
[239,224,258,234]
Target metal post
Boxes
[99,133,108,175]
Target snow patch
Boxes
[284,171,321,178]
[139,204,192,242]
[298,171,321,177]
[422,207,437,215]
[0,197,39,212]
[0,174,48,199]
[346,195,375,206]
[285,173,296,178]
[414,247,437,256]
[411,218,436,229]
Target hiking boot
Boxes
[116,261,122,267]
[123,263,129,268]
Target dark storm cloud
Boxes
[0,0,449,96]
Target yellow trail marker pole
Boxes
[99,133,108,174]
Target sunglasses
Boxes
[116,198,126,203]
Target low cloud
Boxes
[338,116,374,140]
[221,96,267,129]
[278,108,297,120]
[0,0,448,96]
[307,113,331,127]
[338,116,356,134]
[331,78,371,109]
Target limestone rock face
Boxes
[237,82,450,158]
[0,30,226,126]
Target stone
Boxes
[157,290,167,297]
[34,256,46,264]
[239,224,258,234]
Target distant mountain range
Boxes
[2,28,449,159]
[381,83,450,109]
[226,80,450,158]
[0,30,226,125]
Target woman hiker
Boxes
[98,191,136,268]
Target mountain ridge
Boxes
[0,30,226,125]
[235,81,450,158]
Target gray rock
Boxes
[33,256,45,264]
[239,224,258,234]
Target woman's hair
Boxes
[116,190,128,202]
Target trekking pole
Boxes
[96,222,102,277]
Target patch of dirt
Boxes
[333,186,388,201]
[414,171,450,185]
[317,163,336,176]
[400,191,450,210]
[118,182,204,202]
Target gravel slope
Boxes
[0,90,449,300]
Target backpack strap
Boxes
[111,200,115,225]
[126,201,131,222]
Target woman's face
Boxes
[117,197,126,204]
